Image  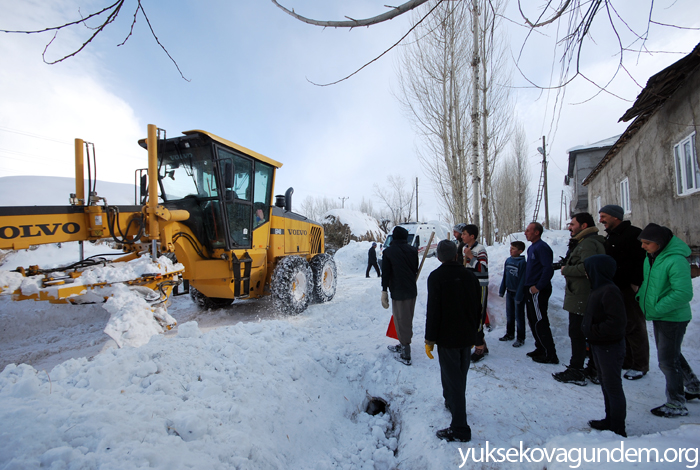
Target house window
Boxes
[620,178,631,214]
[673,132,700,196]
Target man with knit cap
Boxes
[382,225,419,365]
[598,204,650,380]
[425,240,481,442]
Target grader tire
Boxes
[271,256,313,315]
[189,286,234,310]
[310,253,337,303]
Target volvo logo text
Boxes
[288,229,308,236]
[0,223,81,240]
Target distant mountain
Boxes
[0,176,135,206]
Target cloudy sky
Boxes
[1,0,699,223]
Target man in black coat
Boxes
[599,204,649,380]
[424,240,482,442]
[382,226,419,365]
[366,242,381,278]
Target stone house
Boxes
[583,42,700,271]
[565,136,619,218]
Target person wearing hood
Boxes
[552,212,605,379]
[636,223,695,417]
[582,254,627,437]
[381,225,419,366]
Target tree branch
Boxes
[308,0,445,86]
[271,0,430,27]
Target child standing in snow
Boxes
[582,254,627,437]
[498,241,527,347]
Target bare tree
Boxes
[298,195,341,222]
[396,0,511,241]
[492,122,531,240]
[396,1,474,226]
[469,0,482,232]
[374,175,416,226]
[477,0,511,245]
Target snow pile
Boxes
[323,208,385,241]
[0,231,699,469]
[0,176,134,206]
[1,248,183,349]
[102,284,176,348]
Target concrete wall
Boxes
[587,66,700,254]
[569,148,609,217]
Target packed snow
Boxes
[1,231,699,469]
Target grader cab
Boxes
[0,124,336,316]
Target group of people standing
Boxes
[375,205,697,443]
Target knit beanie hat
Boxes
[638,223,674,252]
[392,226,409,240]
[599,204,624,220]
[437,239,458,262]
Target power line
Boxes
[0,126,72,145]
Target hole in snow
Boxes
[365,396,388,416]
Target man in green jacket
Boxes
[552,212,605,383]
[636,223,695,417]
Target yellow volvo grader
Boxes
[0,124,336,316]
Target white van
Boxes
[380,222,451,259]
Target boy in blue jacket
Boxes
[499,241,527,347]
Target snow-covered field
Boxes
[1,232,699,469]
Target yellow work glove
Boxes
[381,291,389,309]
[425,344,434,359]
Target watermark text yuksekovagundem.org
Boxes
[458,441,699,468]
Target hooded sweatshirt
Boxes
[636,228,693,322]
[581,254,626,344]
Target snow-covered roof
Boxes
[566,134,621,154]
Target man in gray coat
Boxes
[551,212,605,383]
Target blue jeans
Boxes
[505,291,526,341]
[653,320,689,406]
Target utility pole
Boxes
[415,177,419,222]
[338,196,349,208]
[559,190,564,230]
[537,136,550,229]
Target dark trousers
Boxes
[680,354,700,393]
[366,261,381,278]
[621,286,649,372]
[474,285,489,347]
[525,286,557,358]
[505,291,526,341]
[591,339,626,436]
[438,346,471,433]
[653,320,689,406]
[568,312,587,369]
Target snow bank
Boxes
[323,208,385,241]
